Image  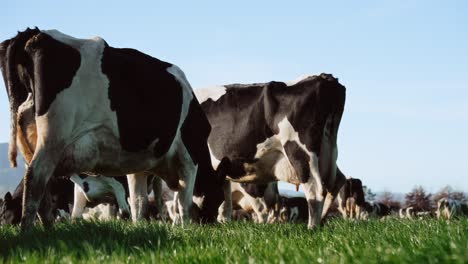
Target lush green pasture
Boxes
[0,218,466,263]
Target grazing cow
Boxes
[0,28,227,230]
[364,202,391,218]
[0,177,73,225]
[0,173,137,224]
[218,182,280,223]
[278,196,308,223]
[70,174,137,219]
[337,177,365,220]
[232,209,253,221]
[436,198,468,220]
[194,74,346,229]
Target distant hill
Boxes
[0,143,25,197]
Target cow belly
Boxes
[55,129,157,176]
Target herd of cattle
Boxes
[0,28,465,230]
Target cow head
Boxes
[196,157,231,223]
[0,192,22,225]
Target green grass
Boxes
[0,218,467,263]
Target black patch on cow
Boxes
[83,181,90,193]
[101,44,182,156]
[283,140,311,183]
[181,95,211,165]
[23,32,81,116]
[241,183,268,198]
[201,74,345,172]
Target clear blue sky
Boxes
[1,0,467,193]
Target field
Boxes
[0,218,467,263]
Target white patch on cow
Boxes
[249,116,315,184]
[195,74,314,103]
[193,86,227,103]
[43,30,103,49]
[284,74,314,86]
[208,145,221,169]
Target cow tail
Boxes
[8,109,18,167]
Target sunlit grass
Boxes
[0,218,466,263]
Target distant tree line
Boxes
[364,186,466,211]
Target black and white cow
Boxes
[0,177,73,225]
[13,87,163,221]
[363,202,391,218]
[337,176,365,220]
[194,74,346,229]
[0,173,137,224]
[436,198,468,220]
[218,182,280,223]
[278,196,308,223]
[0,28,226,230]
[8,80,148,222]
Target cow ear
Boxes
[216,157,231,183]
[4,192,12,202]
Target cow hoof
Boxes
[120,211,131,220]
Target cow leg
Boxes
[355,205,362,220]
[302,153,325,229]
[104,177,130,219]
[217,180,232,223]
[321,171,345,219]
[252,201,266,224]
[336,195,347,219]
[165,200,177,222]
[21,150,59,230]
[127,173,148,222]
[174,165,197,225]
[71,184,88,219]
[37,184,55,227]
[152,176,167,220]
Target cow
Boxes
[278,196,308,223]
[232,209,253,221]
[436,198,468,220]
[0,173,138,224]
[0,177,73,225]
[194,73,346,229]
[70,174,135,219]
[337,177,365,220]
[218,182,280,224]
[363,202,391,218]
[0,28,227,230]
[6,91,134,222]
[15,90,165,221]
